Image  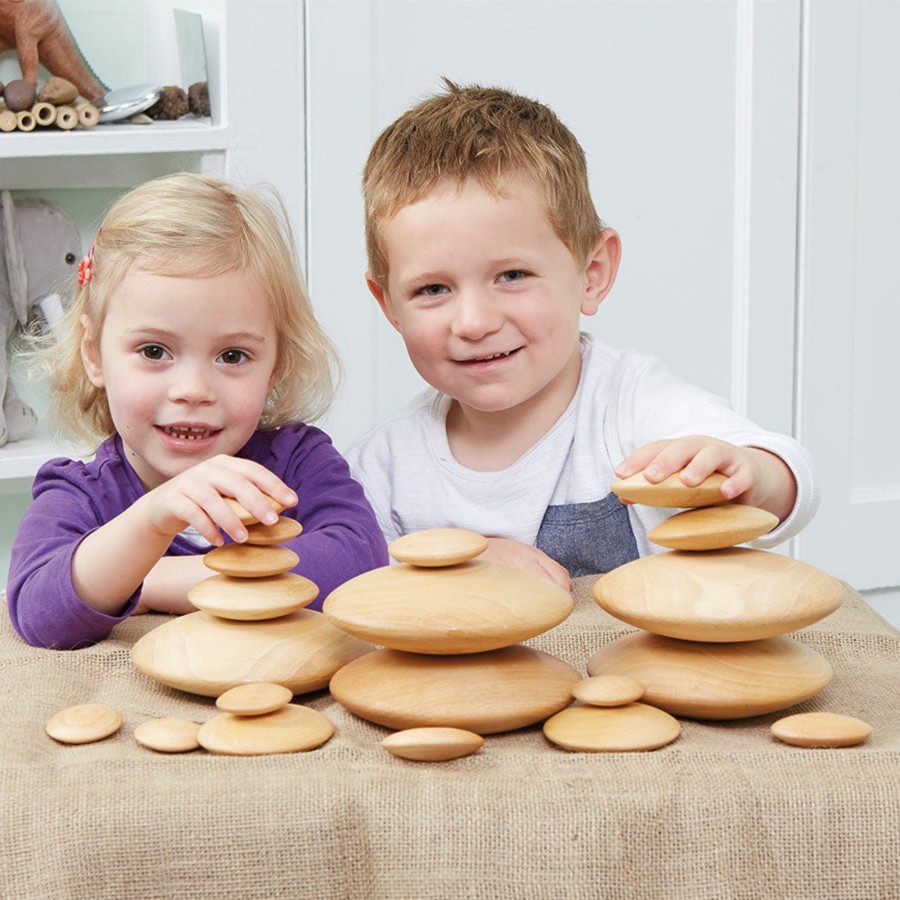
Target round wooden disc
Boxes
[571,675,645,707]
[648,504,779,550]
[216,682,293,715]
[203,543,299,578]
[770,712,872,748]
[323,559,573,654]
[587,631,833,720]
[198,704,334,755]
[594,548,846,642]
[224,495,286,525]
[188,573,319,620]
[131,608,372,698]
[388,528,488,566]
[45,704,123,744]
[244,516,303,545]
[330,645,580,734]
[381,727,485,761]
[543,703,681,752]
[611,472,727,508]
[133,717,201,753]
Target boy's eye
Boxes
[218,348,249,365]
[416,283,448,297]
[498,270,528,283]
[139,344,170,361]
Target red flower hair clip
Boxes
[77,228,101,286]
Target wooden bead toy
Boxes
[244,516,303,545]
[198,704,334,755]
[388,528,488,566]
[216,683,293,716]
[133,717,201,753]
[611,472,727,508]
[188,572,319,621]
[381,727,485,761]
[571,675,645,707]
[543,703,681,752]
[203,543,299,578]
[45,704,122,745]
[770,712,872,748]
[647,504,778,550]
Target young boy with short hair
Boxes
[346,80,817,589]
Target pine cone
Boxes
[188,81,210,117]
[146,85,189,120]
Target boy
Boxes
[346,80,817,589]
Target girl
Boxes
[7,172,388,649]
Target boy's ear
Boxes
[581,228,622,316]
[366,272,401,332]
[79,315,105,388]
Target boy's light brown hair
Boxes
[363,79,604,287]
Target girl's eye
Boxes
[139,344,170,361]
[498,270,528,283]
[218,348,249,365]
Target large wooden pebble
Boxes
[132,609,371,697]
[381,727,485,761]
[771,712,872,748]
[594,548,846,642]
[587,631,832,720]
[648,504,778,550]
[388,528,488,566]
[45,704,122,744]
[204,543,299,578]
[134,717,201,753]
[188,573,319,620]
[198,704,334,755]
[244,516,303,545]
[543,703,681,752]
[330,645,580,734]
[324,560,573,654]
[216,682,293,716]
[611,472,727,508]
[224,496,285,524]
[572,675,645,707]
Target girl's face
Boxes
[80,266,279,490]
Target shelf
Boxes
[0,421,89,494]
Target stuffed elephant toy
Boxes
[1,190,81,446]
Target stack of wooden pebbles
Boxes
[323,528,580,760]
[131,498,371,751]
[0,76,100,133]
[586,473,848,724]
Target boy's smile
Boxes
[369,174,618,464]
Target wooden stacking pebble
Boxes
[330,645,580,734]
[770,712,872,748]
[571,675,645,707]
[216,682,293,716]
[132,609,371,697]
[543,703,681,752]
[594,548,846,642]
[324,559,573,654]
[388,528,488,566]
[45,704,122,745]
[648,504,778,550]
[133,717,201,753]
[203,543,299,578]
[244,516,303,545]
[381,727,485,761]
[224,496,285,524]
[198,704,334,755]
[188,572,318,620]
[611,472,727,508]
[587,631,833,719]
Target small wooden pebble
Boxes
[244,516,303,545]
[204,543,299,578]
[648,504,778,550]
[188,572,319,620]
[771,712,872,748]
[543,703,681,752]
[45,704,123,745]
[224,496,285,525]
[133,718,201,753]
[572,675,645,707]
[381,727,485,761]
[216,682,293,716]
[198,704,334,755]
[388,528,488,567]
[611,472,727,508]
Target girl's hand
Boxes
[478,537,572,591]
[615,435,796,522]
[140,454,298,546]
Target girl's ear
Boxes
[79,315,105,388]
[581,228,622,316]
[366,272,401,332]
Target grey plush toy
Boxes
[0,190,81,446]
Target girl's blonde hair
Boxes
[42,172,338,445]
[363,79,604,287]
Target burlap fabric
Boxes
[1,578,897,900]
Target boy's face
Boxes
[368,175,618,422]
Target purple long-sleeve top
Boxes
[6,424,388,649]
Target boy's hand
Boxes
[615,436,796,522]
[140,455,298,547]
[478,537,572,591]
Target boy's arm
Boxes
[478,538,572,590]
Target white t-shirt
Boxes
[346,335,818,573]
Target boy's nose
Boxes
[450,291,502,340]
[167,365,216,404]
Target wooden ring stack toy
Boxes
[324,528,581,739]
[131,500,372,698]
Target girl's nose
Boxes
[167,365,216,404]
[450,290,502,341]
